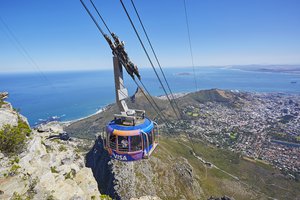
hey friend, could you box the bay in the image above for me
[0,67,299,126]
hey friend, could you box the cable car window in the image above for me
[130,135,142,152]
[148,131,153,145]
[118,136,129,152]
[109,135,117,150]
[142,134,148,148]
[152,129,156,142]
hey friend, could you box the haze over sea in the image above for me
[1,67,299,126]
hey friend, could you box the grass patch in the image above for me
[0,100,6,107]
[229,132,237,140]
[9,164,21,176]
[64,169,76,180]
[9,156,20,165]
[100,195,112,200]
[11,192,22,200]
[58,145,67,152]
[192,113,199,117]
[50,166,59,173]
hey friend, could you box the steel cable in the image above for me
[130,0,182,118]
[119,0,180,120]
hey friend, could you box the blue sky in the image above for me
[0,0,299,72]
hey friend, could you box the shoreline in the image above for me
[61,105,110,126]
[45,89,300,126]
[63,92,189,126]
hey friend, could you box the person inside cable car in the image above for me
[121,136,129,148]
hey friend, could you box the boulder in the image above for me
[36,122,64,133]
[0,108,18,128]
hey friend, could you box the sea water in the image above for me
[0,67,299,126]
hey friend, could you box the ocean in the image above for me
[1,67,299,126]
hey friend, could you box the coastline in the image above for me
[4,67,300,126]
[61,105,109,126]
[63,92,189,126]
[61,89,300,126]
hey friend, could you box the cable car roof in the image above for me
[107,117,154,134]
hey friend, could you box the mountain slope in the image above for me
[67,89,300,200]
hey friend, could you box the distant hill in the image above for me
[231,65,300,74]
[66,89,243,139]
[177,89,241,106]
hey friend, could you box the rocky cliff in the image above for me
[0,92,161,200]
[86,136,202,199]
[0,92,28,128]
[0,93,100,200]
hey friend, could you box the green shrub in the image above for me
[17,117,31,137]
[9,164,21,176]
[46,194,55,200]
[64,169,76,180]
[0,100,5,107]
[100,195,112,200]
[11,192,22,200]
[0,115,31,155]
[50,166,59,173]
[9,156,20,165]
[27,177,38,198]
[58,145,67,152]
[13,107,21,113]
[0,124,27,155]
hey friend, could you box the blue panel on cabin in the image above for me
[107,117,154,133]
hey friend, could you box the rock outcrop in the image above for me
[102,151,202,199]
[0,122,101,200]
[0,92,19,128]
[0,93,101,200]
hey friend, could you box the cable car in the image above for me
[105,116,159,161]
[101,55,159,161]
[79,0,159,161]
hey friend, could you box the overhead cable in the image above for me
[80,0,169,124]
[183,0,198,91]
[119,0,180,120]
[80,0,106,37]
[130,0,182,118]
[89,0,112,35]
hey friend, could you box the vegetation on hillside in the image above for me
[0,99,6,107]
[0,116,31,155]
[155,137,300,200]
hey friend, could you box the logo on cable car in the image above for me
[112,152,128,161]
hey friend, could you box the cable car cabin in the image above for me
[80,0,164,162]
[103,117,159,161]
